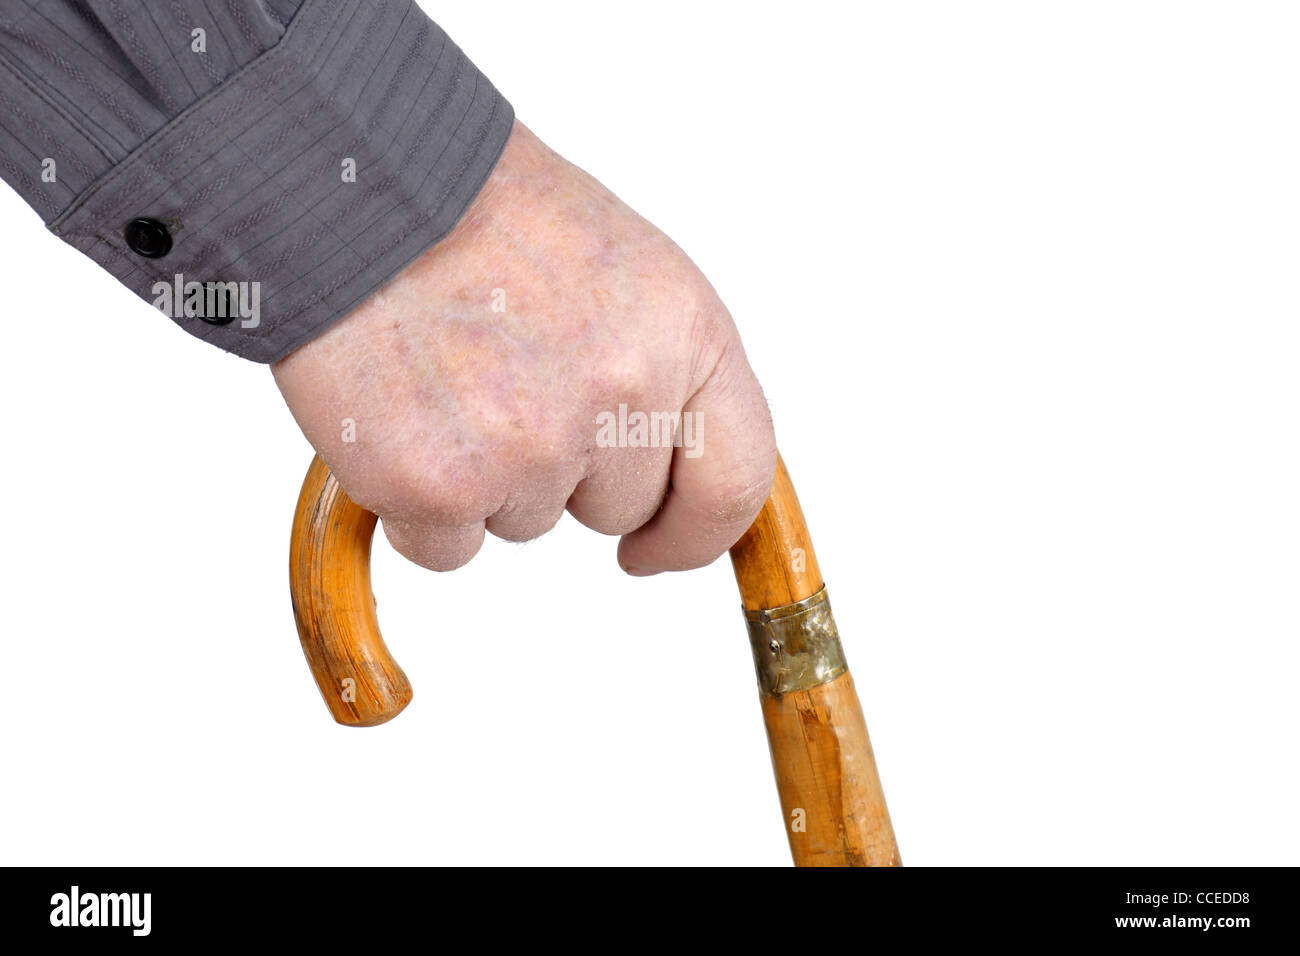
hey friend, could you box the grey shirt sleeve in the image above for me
[0,0,513,362]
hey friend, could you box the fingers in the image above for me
[484,467,579,542]
[381,516,486,572]
[566,444,673,536]
[314,304,773,578]
[376,338,775,576]
[381,487,571,570]
[616,341,777,575]
[351,337,774,576]
[375,458,583,569]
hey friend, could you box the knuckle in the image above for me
[381,517,482,573]
[708,479,771,527]
[487,507,564,543]
[703,457,777,528]
[341,453,431,516]
[373,453,498,526]
[580,490,663,537]
[593,348,655,405]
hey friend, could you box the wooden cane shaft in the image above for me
[728,455,901,866]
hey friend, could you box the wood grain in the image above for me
[729,454,901,866]
[289,455,411,726]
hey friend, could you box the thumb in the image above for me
[617,341,776,575]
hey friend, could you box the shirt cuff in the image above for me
[48,0,513,363]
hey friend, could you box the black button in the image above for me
[197,283,237,325]
[124,218,172,258]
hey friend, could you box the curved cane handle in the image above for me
[289,456,411,726]
[289,451,899,865]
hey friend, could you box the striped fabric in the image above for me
[0,0,513,361]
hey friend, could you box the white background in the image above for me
[1,1,1297,866]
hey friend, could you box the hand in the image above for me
[271,121,776,575]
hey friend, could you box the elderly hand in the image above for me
[272,121,776,576]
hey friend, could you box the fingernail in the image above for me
[623,566,661,577]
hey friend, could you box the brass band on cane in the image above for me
[744,586,847,696]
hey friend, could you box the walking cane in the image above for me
[289,451,901,866]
